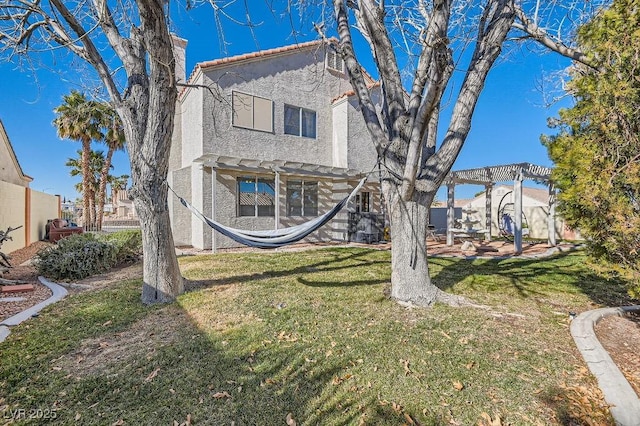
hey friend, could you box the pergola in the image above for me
[442,162,556,254]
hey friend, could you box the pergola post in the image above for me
[514,171,523,255]
[446,183,455,246]
[484,184,492,242]
[548,184,557,246]
[274,170,280,230]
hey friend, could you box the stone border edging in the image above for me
[0,276,68,343]
[570,305,640,426]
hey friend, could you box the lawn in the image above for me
[0,247,630,425]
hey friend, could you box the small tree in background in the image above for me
[54,91,104,230]
[96,106,126,230]
[66,149,109,222]
[543,0,640,297]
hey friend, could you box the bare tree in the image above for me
[318,0,604,306]
[0,0,607,307]
[1,0,183,303]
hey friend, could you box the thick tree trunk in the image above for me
[136,188,183,304]
[122,96,184,305]
[388,191,468,307]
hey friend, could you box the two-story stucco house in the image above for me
[169,38,383,250]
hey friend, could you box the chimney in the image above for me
[171,34,188,84]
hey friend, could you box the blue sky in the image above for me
[0,3,571,202]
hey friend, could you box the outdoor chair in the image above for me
[45,219,84,243]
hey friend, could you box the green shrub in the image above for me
[101,229,143,264]
[35,233,118,281]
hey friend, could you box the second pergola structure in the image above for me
[443,163,557,254]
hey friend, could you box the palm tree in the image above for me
[54,91,104,229]
[95,105,125,230]
[66,150,109,226]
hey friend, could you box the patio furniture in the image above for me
[427,224,442,242]
[45,219,84,243]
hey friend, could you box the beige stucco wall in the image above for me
[0,181,59,254]
[30,189,59,243]
[0,180,27,253]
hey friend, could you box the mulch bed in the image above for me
[1,241,54,323]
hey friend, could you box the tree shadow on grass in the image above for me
[431,251,635,308]
[184,248,389,291]
[0,277,425,425]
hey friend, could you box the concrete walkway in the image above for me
[571,305,640,426]
[0,276,68,343]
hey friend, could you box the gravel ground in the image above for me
[595,312,640,397]
[1,241,54,322]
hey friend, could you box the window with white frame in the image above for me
[326,48,344,73]
[286,180,318,217]
[284,104,317,138]
[355,192,370,213]
[238,176,275,217]
[232,91,273,132]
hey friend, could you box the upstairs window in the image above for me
[326,49,344,73]
[287,180,318,217]
[238,176,275,217]
[232,91,273,132]
[284,104,316,138]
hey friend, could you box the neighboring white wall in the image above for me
[459,186,562,240]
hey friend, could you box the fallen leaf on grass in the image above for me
[479,412,503,426]
[102,320,112,327]
[173,413,192,426]
[111,420,124,426]
[212,391,231,399]
[144,368,160,382]
[403,412,417,424]
[400,359,412,375]
[332,374,353,385]
[286,412,297,425]
[452,381,464,391]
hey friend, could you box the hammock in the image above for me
[168,177,367,249]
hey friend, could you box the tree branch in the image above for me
[513,4,598,70]
[48,0,122,102]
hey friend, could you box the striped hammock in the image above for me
[168,177,367,249]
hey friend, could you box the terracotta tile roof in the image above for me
[183,39,330,91]
[181,38,378,99]
[331,81,381,103]
[197,39,328,71]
